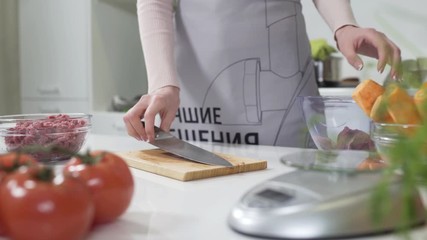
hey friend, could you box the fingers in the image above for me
[144,102,161,142]
[339,42,364,71]
[159,110,177,132]
[370,33,393,74]
[375,44,389,74]
[373,37,401,79]
[355,29,388,73]
[387,39,401,80]
[335,27,401,80]
[123,97,148,141]
[123,86,180,142]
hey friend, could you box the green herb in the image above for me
[371,65,427,238]
[310,39,337,61]
[372,123,427,235]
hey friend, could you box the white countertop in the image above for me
[319,87,355,97]
[83,134,302,240]
[1,134,426,240]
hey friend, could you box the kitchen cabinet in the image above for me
[21,99,91,114]
[19,0,147,114]
[0,0,20,115]
[91,111,127,136]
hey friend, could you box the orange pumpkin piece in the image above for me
[383,83,422,124]
[352,79,385,117]
[357,156,387,171]
[370,95,394,123]
[414,86,427,122]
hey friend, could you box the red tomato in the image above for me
[0,172,5,237]
[0,166,94,240]
[0,152,38,173]
[0,152,38,237]
[63,151,134,224]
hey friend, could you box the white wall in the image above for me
[302,0,426,84]
[92,0,147,111]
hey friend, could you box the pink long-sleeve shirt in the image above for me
[137,0,357,93]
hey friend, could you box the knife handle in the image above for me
[141,120,174,140]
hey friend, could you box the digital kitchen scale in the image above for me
[228,150,426,239]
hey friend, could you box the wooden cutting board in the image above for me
[116,149,267,181]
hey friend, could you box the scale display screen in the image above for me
[256,189,293,202]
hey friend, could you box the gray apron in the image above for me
[170,0,319,147]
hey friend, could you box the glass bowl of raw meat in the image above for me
[299,96,375,151]
[0,113,91,162]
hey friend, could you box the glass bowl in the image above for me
[0,113,91,162]
[300,96,375,151]
[281,149,386,174]
[371,122,425,162]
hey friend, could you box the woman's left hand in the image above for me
[335,25,401,80]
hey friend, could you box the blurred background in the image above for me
[0,0,425,123]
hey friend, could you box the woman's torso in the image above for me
[170,0,320,147]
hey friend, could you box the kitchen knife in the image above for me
[144,122,233,167]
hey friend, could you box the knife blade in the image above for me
[144,123,233,167]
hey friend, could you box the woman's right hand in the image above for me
[123,86,180,142]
